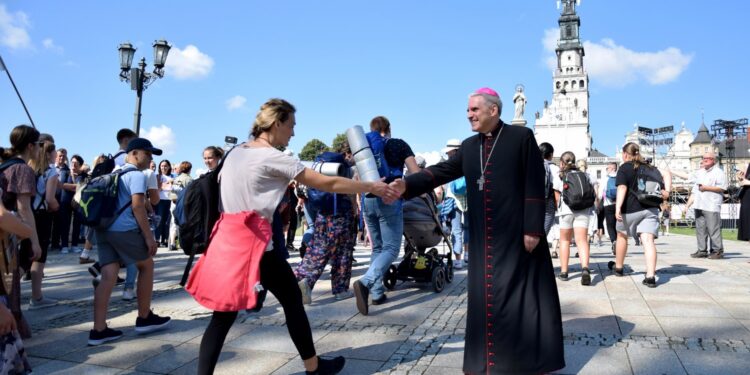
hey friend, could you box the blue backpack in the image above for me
[365,131,402,181]
[306,152,352,218]
[77,168,138,230]
[605,176,617,201]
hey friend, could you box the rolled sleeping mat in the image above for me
[346,125,381,182]
[300,161,348,177]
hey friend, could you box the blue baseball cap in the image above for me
[126,138,163,155]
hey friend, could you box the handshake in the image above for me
[368,179,408,205]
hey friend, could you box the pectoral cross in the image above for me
[477,175,485,191]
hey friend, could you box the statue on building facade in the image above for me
[513,85,527,120]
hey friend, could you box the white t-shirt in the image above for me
[158,174,173,200]
[143,169,158,190]
[598,172,617,206]
[219,146,306,223]
[554,169,594,216]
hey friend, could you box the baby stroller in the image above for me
[383,192,454,293]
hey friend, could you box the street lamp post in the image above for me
[118,40,171,136]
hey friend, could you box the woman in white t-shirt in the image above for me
[187,98,398,375]
[555,151,594,285]
[155,160,173,247]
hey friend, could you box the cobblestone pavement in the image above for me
[19,234,750,374]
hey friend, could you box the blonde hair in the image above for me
[250,98,296,138]
[576,159,588,172]
[29,141,56,175]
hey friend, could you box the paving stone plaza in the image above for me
[21,234,750,374]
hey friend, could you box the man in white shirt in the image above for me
[682,152,727,259]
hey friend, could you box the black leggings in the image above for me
[603,205,617,243]
[197,251,316,375]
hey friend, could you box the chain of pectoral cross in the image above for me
[478,124,503,191]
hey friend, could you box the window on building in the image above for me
[566,26,572,37]
[597,170,601,179]
[579,80,584,88]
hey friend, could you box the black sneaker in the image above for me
[352,280,369,316]
[642,276,657,288]
[611,243,616,255]
[551,251,558,259]
[607,261,624,276]
[88,263,101,278]
[371,294,387,305]
[135,311,171,334]
[557,272,568,281]
[88,327,123,346]
[92,276,100,288]
[581,268,591,286]
[690,251,708,258]
[116,276,125,285]
[305,356,346,375]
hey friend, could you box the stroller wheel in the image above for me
[445,260,454,283]
[383,265,398,290]
[432,267,446,293]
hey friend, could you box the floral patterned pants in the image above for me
[295,214,355,295]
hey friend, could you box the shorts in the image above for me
[559,209,590,229]
[616,208,660,239]
[95,229,150,267]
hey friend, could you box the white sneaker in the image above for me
[122,288,135,301]
[61,247,70,254]
[453,259,463,269]
[29,297,58,310]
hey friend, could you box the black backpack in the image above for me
[631,165,664,208]
[543,160,554,201]
[306,152,352,218]
[91,151,125,178]
[179,147,233,286]
[562,170,596,210]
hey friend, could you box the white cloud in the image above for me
[142,124,177,155]
[165,45,214,80]
[542,28,693,87]
[42,38,63,53]
[0,5,32,50]
[226,95,247,111]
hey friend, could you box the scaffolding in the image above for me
[711,118,749,229]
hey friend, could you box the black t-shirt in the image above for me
[615,162,664,214]
[384,138,414,180]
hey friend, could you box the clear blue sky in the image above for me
[1,0,748,172]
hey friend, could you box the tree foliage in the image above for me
[331,133,350,154]
[299,139,329,161]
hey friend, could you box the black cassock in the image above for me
[404,121,564,374]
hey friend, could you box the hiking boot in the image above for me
[581,268,591,286]
[352,280,369,316]
[305,356,346,375]
[690,250,708,258]
[708,252,724,260]
[29,297,58,310]
[371,294,387,305]
[557,272,569,281]
[135,311,171,334]
[642,276,657,288]
[607,261,624,276]
[88,327,123,346]
[298,280,312,305]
